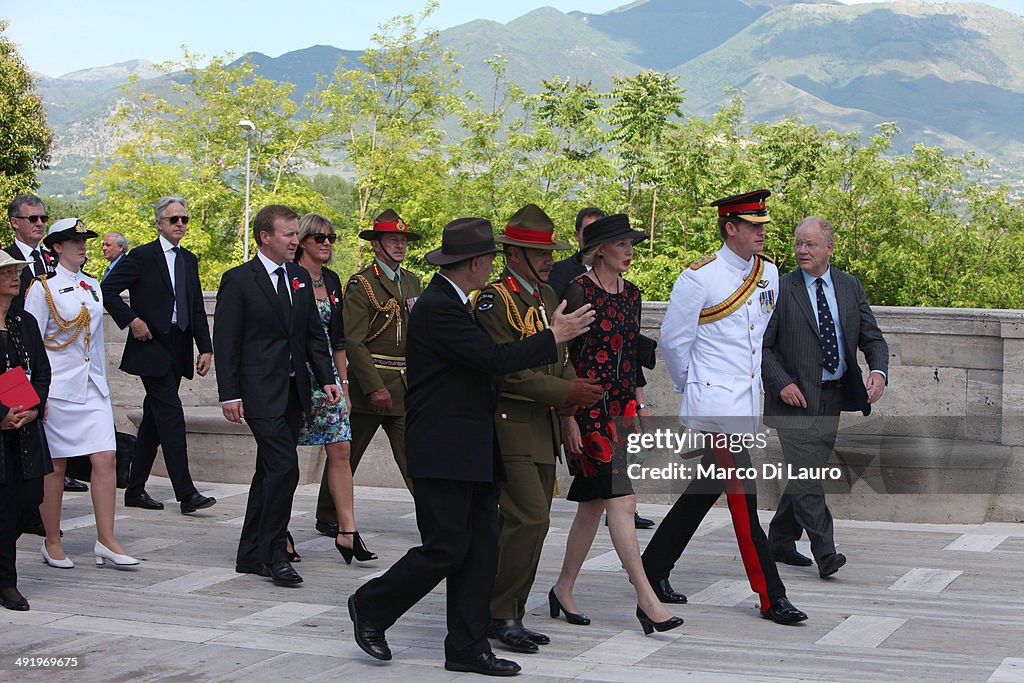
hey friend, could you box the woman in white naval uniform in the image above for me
[24,218,138,569]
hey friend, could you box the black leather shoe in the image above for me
[445,652,521,676]
[348,594,391,661]
[125,491,164,510]
[315,520,339,537]
[235,562,269,576]
[489,619,539,654]
[635,512,656,529]
[0,588,29,611]
[818,553,847,578]
[774,549,813,567]
[652,577,687,604]
[180,492,216,514]
[19,510,47,537]
[516,620,549,645]
[64,476,88,492]
[760,597,808,625]
[265,561,303,586]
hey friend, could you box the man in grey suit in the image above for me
[762,216,888,578]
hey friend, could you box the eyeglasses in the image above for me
[164,216,190,225]
[311,233,338,244]
[14,215,48,223]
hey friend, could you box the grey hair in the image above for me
[7,194,44,219]
[795,216,835,246]
[155,196,188,222]
[105,231,129,251]
[295,212,336,264]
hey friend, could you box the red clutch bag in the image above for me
[0,366,41,410]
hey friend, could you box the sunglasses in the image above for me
[310,233,338,244]
[164,216,190,225]
[15,215,48,223]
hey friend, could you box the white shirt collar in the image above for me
[13,239,40,258]
[158,234,177,252]
[257,250,287,277]
[439,273,469,304]
[719,243,754,271]
[802,266,833,289]
[56,262,81,279]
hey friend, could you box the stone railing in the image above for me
[102,294,1024,522]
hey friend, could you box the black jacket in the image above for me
[0,310,52,484]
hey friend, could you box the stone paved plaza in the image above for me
[3,480,1024,682]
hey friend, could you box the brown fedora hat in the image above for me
[424,217,500,266]
[495,204,572,251]
[358,208,422,241]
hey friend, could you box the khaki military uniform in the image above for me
[315,262,422,523]
[475,269,575,621]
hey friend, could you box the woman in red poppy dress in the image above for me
[549,214,682,635]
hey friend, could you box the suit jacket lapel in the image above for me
[790,271,818,336]
[249,258,289,332]
[149,240,173,295]
[833,270,857,354]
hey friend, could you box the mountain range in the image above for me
[32,0,1024,195]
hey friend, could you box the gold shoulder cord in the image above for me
[352,274,403,345]
[33,277,92,351]
[492,283,545,341]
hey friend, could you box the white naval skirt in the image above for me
[44,379,117,458]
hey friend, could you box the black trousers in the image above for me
[236,381,303,566]
[355,477,500,661]
[314,410,412,525]
[128,329,198,501]
[0,433,44,589]
[769,387,843,562]
[642,442,786,611]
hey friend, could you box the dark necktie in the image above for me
[275,267,292,326]
[30,249,45,277]
[815,278,839,373]
[172,247,189,331]
[465,299,475,321]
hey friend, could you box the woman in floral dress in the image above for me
[294,214,376,563]
[548,214,682,635]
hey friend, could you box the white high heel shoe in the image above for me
[41,542,74,569]
[94,541,139,567]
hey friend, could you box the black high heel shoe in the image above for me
[336,531,378,564]
[548,588,591,625]
[285,531,301,563]
[636,606,684,635]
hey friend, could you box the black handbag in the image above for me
[638,334,658,370]
[63,432,135,489]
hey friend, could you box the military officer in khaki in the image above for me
[314,209,422,535]
[475,204,605,653]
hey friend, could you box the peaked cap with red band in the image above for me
[359,208,421,241]
[494,203,572,251]
[710,189,772,224]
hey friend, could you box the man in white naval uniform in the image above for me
[641,190,807,625]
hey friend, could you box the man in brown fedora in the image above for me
[312,209,421,537]
[476,204,604,654]
[347,216,596,676]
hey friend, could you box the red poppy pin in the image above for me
[80,280,99,302]
[329,293,339,305]
[291,277,305,291]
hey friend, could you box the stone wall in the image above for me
[102,295,1024,522]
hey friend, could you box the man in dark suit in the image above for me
[762,215,888,578]
[214,204,340,587]
[347,217,594,677]
[102,196,217,514]
[547,206,603,300]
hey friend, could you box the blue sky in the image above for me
[4,0,1024,78]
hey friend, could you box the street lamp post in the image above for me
[238,119,256,263]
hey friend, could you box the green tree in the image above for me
[84,51,338,287]
[0,21,53,242]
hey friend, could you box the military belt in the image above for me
[371,353,406,370]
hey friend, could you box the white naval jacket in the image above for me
[24,263,111,404]
[660,244,779,434]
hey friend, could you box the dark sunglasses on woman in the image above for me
[311,233,338,244]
